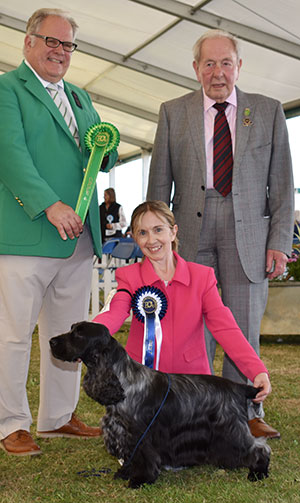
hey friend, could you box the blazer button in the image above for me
[197,212,202,217]
[201,185,205,191]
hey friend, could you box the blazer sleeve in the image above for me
[202,268,268,381]
[147,103,173,205]
[266,102,294,255]
[92,267,132,334]
[0,76,60,219]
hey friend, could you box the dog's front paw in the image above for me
[114,466,130,481]
[128,476,154,489]
[248,470,269,482]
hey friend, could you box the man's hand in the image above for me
[252,372,272,403]
[45,201,83,240]
[266,249,288,279]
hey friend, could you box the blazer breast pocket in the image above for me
[249,140,272,151]
[244,141,272,171]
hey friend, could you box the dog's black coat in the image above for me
[50,321,270,488]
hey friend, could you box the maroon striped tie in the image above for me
[213,102,233,197]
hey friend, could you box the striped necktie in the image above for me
[213,102,233,197]
[47,84,80,147]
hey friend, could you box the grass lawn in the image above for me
[0,326,299,503]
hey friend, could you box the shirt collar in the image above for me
[24,59,64,90]
[203,86,237,112]
[140,252,190,287]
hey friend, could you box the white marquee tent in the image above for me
[0,0,300,162]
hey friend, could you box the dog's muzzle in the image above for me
[49,337,61,359]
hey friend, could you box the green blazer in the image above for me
[0,61,118,258]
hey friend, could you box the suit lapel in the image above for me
[64,84,88,151]
[17,62,80,146]
[186,90,207,180]
[185,87,257,184]
[234,87,256,174]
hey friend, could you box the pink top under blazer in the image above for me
[93,252,267,382]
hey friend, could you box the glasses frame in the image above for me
[31,33,77,53]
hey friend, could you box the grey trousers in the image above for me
[196,190,268,419]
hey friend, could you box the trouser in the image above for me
[196,190,268,419]
[0,226,94,439]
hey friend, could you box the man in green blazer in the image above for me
[0,8,117,456]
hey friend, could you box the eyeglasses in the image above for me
[31,33,77,52]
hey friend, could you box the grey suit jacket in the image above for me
[147,87,294,283]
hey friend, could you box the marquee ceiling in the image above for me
[0,0,299,160]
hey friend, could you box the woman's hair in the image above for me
[130,200,178,252]
[104,188,116,204]
[26,8,79,38]
[193,28,241,64]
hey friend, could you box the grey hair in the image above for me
[26,8,79,38]
[193,29,241,64]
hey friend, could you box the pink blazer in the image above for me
[93,253,267,381]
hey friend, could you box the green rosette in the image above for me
[75,122,120,223]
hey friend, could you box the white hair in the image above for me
[193,29,241,63]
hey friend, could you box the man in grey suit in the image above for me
[147,29,294,439]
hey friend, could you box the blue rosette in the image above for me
[131,286,167,370]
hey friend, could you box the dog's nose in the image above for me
[49,337,58,349]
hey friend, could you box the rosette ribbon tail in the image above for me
[143,313,156,369]
[75,144,105,223]
[131,286,167,370]
[75,122,120,224]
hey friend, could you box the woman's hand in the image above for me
[252,372,272,403]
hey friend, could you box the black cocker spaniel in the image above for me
[50,321,270,489]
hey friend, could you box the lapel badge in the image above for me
[71,90,83,109]
[243,107,253,126]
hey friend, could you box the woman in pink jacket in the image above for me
[93,201,271,435]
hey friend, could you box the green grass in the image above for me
[1,328,300,503]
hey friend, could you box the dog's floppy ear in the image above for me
[75,323,112,364]
[83,369,125,406]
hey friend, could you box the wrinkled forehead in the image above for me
[200,36,238,62]
[133,211,169,233]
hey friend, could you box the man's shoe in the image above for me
[37,413,102,439]
[0,430,41,456]
[248,418,281,439]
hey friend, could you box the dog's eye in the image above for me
[71,324,84,336]
[71,329,86,342]
[73,329,84,338]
